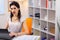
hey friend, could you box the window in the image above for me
[0,0,5,14]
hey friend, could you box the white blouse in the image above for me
[8,18,22,33]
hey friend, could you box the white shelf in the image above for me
[48,20,55,24]
[40,19,55,24]
[48,8,56,11]
[41,30,55,36]
[33,17,40,20]
[32,27,55,36]
[29,6,40,9]
[40,18,48,22]
[40,18,55,24]
[40,7,48,9]
[32,27,40,31]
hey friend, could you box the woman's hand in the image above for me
[9,32,18,37]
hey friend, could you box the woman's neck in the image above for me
[13,14,18,17]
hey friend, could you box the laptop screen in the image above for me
[0,29,9,33]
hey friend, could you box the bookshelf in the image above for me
[29,0,56,40]
[8,0,56,40]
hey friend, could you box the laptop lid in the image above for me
[0,29,9,33]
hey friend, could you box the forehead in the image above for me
[10,5,17,8]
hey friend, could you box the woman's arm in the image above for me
[13,21,29,36]
[9,21,29,37]
[5,21,9,29]
[9,21,30,37]
[17,21,29,36]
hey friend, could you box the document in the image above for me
[12,35,40,40]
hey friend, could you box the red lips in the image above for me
[12,12,15,14]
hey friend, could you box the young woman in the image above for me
[5,1,29,38]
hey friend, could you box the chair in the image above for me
[21,17,33,35]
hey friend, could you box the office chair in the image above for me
[21,17,33,35]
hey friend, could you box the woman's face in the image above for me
[10,5,19,16]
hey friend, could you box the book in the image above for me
[48,0,52,9]
[46,0,48,8]
[52,0,56,10]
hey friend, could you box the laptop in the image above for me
[0,29,12,39]
[0,29,9,33]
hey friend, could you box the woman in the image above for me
[5,1,29,38]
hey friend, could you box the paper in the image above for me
[12,35,40,40]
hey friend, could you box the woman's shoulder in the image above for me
[20,16,28,23]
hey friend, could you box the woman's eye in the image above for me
[11,8,13,10]
[14,8,16,9]
[11,8,16,10]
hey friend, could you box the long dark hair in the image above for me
[10,1,21,21]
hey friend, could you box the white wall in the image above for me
[0,0,9,28]
[19,0,29,21]
[56,0,60,40]
[56,0,60,17]
[20,0,29,17]
[0,0,29,28]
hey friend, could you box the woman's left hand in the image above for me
[9,32,18,37]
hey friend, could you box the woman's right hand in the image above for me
[9,32,18,37]
[9,32,16,37]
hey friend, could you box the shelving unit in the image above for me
[40,0,56,40]
[29,0,56,40]
[28,0,41,36]
[8,0,56,40]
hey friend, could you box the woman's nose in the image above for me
[12,9,15,12]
